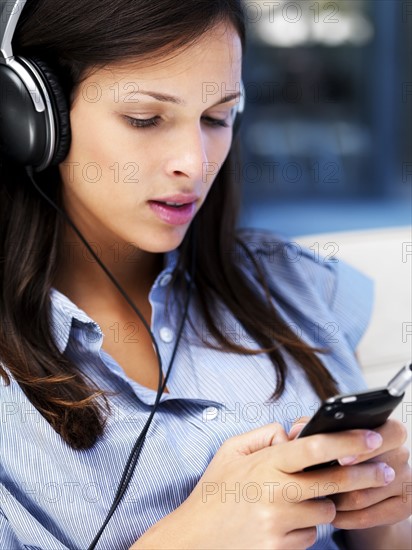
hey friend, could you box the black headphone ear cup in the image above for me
[29,56,71,166]
[0,59,47,167]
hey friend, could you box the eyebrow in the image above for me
[121,89,241,107]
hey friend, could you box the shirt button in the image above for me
[203,406,219,421]
[159,273,173,287]
[159,327,174,343]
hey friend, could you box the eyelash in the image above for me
[125,115,230,129]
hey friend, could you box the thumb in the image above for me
[288,416,311,440]
[228,422,289,456]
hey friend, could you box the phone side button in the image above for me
[341,396,357,403]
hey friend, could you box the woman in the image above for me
[0,1,410,549]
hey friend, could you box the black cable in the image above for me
[25,166,163,376]
[88,228,196,550]
[25,165,197,549]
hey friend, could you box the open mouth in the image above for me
[150,201,190,208]
[148,200,197,225]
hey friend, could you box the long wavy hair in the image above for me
[0,0,338,450]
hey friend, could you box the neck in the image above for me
[52,227,165,313]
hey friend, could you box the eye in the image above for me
[202,116,230,128]
[123,115,230,130]
[124,116,160,128]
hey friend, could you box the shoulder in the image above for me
[234,226,336,303]
[234,227,374,351]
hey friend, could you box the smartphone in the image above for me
[298,362,412,470]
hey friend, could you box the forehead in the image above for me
[78,22,242,100]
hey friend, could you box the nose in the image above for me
[164,122,208,181]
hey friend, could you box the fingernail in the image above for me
[338,455,358,466]
[366,431,383,450]
[384,465,395,484]
[289,423,306,437]
[292,422,306,431]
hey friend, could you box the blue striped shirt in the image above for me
[0,228,374,550]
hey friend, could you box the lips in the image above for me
[150,193,200,205]
[147,192,200,225]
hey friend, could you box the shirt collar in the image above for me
[49,247,181,355]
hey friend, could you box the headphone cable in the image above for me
[25,165,197,549]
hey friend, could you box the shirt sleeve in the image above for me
[0,486,70,550]
[236,228,375,354]
[326,255,375,352]
[0,510,26,550]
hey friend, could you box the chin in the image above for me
[143,227,188,253]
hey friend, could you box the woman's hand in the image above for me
[290,417,412,550]
[130,421,392,550]
[330,419,411,529]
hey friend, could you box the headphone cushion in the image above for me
[30,56,71,166]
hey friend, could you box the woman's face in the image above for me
[58,22,242,254]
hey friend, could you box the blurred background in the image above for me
[237,0,412,236]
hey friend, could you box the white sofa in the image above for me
[295,226,412,449]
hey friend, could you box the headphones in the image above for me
[0,0,70,171]
[0,0,245,173]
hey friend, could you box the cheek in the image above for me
[202,134,233,192]
[210,136,232,180]
[64,109,143,193]
[69,100,136,164]
[208,132,233,166]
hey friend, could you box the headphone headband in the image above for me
[0,0,27,61]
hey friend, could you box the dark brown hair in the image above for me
[0,0,338,450]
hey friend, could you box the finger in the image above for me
[283,527,318,550]
[263,429,384,473]
[346,419,408,465]
[296,462,396,501]
[332,482,399,511]
[333,495,410,530]
[281,499,336,532]
[223,422,289,457]
[288,416,310,440]
[332,459,411,511]
[366,444,411,469]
